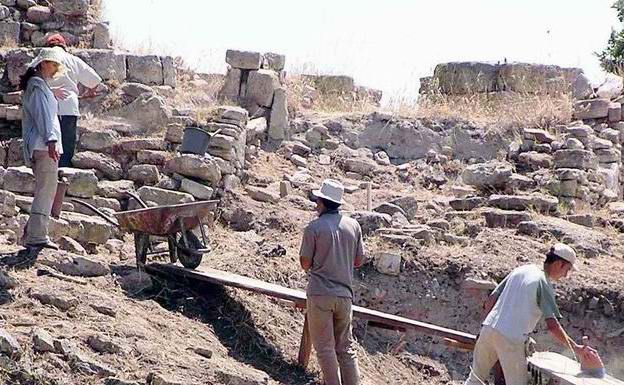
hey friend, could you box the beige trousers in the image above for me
[307,295,360,385]
[25,150,58,246]
[464,326,528,385]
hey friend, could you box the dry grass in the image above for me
[89,0,103,22]
[285,74,380,115]
[396,91,574,131]
[169,70,224,122]
[0,39,19,49]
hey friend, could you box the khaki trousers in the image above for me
[464,326,528,385]
[25,150,58,246]
[307,295,360,385]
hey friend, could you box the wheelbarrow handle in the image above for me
[126,191,149,209]
[70,199,120,227]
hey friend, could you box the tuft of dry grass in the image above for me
[396,91,573,131]
[285,74,380,115]
[88,0,103,22]
[170,69,224,122]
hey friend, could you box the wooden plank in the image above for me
[145,263,477,345]
[297,314,312,369]
[528,352,624,385]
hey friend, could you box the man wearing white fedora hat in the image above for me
[300,179,365,385]
[464,243,601,385]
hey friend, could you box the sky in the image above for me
[103,0,621,102]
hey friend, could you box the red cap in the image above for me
[46,33,67,48]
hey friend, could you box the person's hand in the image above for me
[51,87,70,100]
[47,142,60,162]
[79,88,97,99]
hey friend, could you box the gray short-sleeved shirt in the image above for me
[300,211,365,299]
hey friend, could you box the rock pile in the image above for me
[218,50,289,142]
[166,106,249,198]
[0,103,251,249]
[573,74,624,122]
[0,0,109,48]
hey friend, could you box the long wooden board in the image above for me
[528,352,624,385]
[145,263,477,345]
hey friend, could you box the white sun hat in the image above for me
[312,179,346,205]
[28,47,65,73]
[552,243,578,270]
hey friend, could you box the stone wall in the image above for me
[0,0,109,49]
[218,49,289,143]
[0,47,178,136]
[511,124,622,209]
[422,62,592,99]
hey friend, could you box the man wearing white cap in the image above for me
[300,179,365,385]
[464,243,598,385]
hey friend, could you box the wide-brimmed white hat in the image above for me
[28,47,65,72]
[312,179,345,205]
[552,243,578,270]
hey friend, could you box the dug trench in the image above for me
[145,229,624,385]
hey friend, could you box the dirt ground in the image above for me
[0,147,623,385]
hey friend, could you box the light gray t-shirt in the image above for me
[300,211,365,299]
[484,264,561,343]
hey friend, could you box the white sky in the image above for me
[103,0,621,102]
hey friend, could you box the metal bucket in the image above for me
[180,127,211,155]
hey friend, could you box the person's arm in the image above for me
[31,88,60,163]
[74,56,102,90]
[299,226,315,272]
[300,255,312,272]
[536,279,590,355]
[482,275,508,318]
[545,318,586,355]
[354,225,365,268]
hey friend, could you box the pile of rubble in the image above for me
[509,123,623,209]
[0,0,108,48]
[0,103,254,252]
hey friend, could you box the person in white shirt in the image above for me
[45,34,102,167]
[463,243,600,385]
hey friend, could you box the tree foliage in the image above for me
[599,0,624,74]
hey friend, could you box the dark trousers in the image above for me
[58,115,78,168]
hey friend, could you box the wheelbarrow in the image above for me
[73,192,218,269]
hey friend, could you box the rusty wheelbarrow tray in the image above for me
[115,200,218,235]
[72,194,219,270]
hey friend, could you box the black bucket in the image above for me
[180,127,211,155]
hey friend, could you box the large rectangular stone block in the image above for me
[268,87,288,140]
[74,49,127,83]
[553,149,597,170]
[218,67,241,102]
[0,21,20,46]
[245,69,280,107]
[161,56,176,88]
[4,48,36,87]
[574,99,610,120]
[225,49,261,70]
[127,54,164,85]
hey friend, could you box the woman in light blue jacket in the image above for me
[20,48,64,252]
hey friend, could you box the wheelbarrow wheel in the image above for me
[177,230,203,269]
